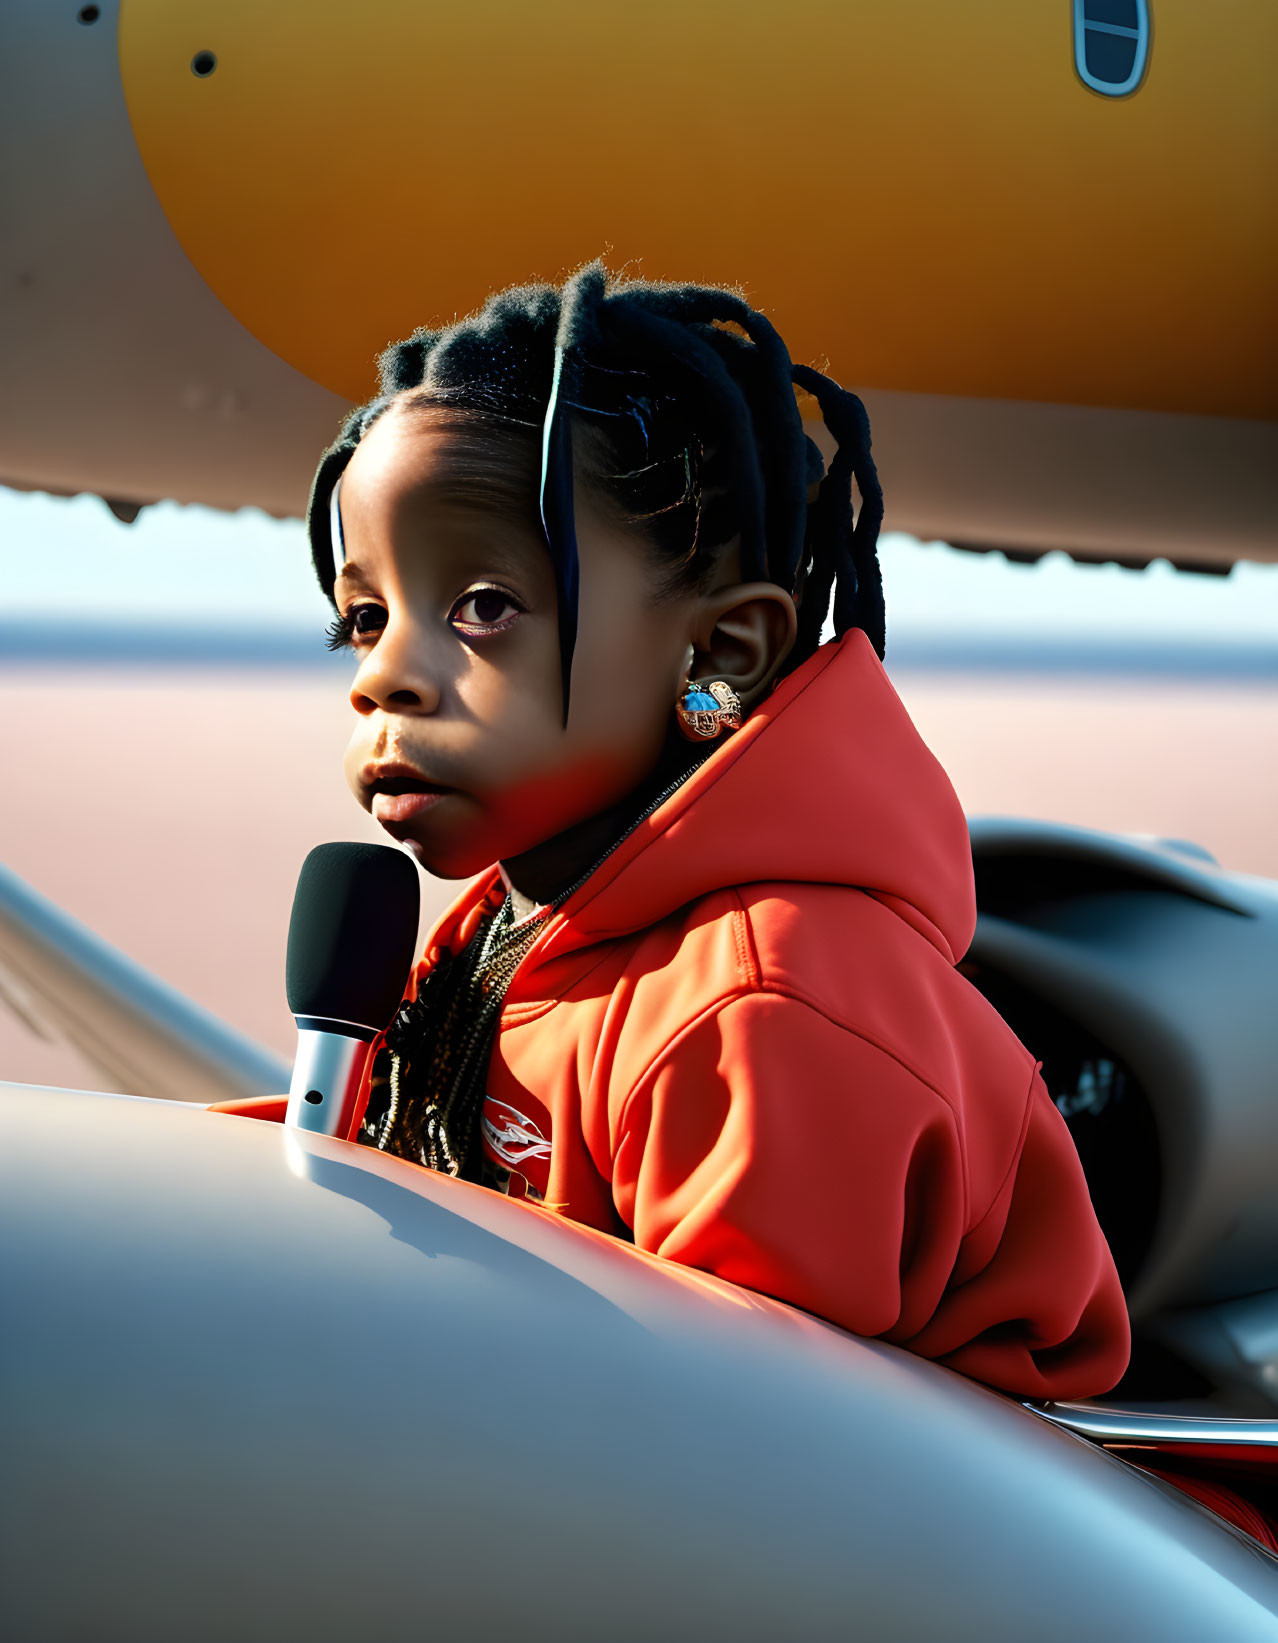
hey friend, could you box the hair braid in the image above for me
[628,285,811,589]
[600,298,771,583]
[691,321,808,590]
[791,363,885,661]
[306,262,886,693]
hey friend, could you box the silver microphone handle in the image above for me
[284,1027,376,1137]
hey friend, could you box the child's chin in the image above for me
[395,835,496,882]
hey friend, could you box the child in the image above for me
[304,265,1130,1399]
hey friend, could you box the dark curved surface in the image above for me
[968,821,1278,1323]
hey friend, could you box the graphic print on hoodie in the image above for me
[481,1092,553,1201]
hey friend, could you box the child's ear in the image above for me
[690,583,798,709]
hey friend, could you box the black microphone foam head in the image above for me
[286,842,421,1029]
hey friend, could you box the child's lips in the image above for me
[361,759,456,828]
[362,761,456,832]
[371,788,448,828]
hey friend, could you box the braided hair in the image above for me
[306,262,885,718]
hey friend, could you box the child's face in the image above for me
[335,406,704,879]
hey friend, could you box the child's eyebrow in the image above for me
[333,561,375,594]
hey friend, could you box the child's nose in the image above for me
[348,626,442,717]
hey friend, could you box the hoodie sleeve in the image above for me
[610,992,1129,1400]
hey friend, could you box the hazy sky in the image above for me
[4,482,1278,648]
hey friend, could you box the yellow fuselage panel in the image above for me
[119,0,1277,418]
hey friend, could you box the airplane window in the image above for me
[1085,0,1139,27]
[1074,0,1150,98]
[1085,30,1140,86]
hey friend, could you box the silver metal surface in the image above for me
[1036,1402,1278,1448]
[0,860,288,1102]
[285,1027,373,1136]
[5,1083,1278,1642]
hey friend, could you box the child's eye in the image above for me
[449,586,523,635]
[325,603,386,652]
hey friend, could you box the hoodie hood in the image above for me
[521,630,976,968]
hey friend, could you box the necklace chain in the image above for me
[364,751,708,1177]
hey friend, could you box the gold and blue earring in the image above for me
[675,678,743,742]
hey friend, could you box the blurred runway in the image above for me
[3,663,1277,1093]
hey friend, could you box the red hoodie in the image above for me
[398,629,1130,1399]
[221,630,1130,1397]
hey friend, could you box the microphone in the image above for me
[283,842,421,1137]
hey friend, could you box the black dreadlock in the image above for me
[306,262,885,714]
